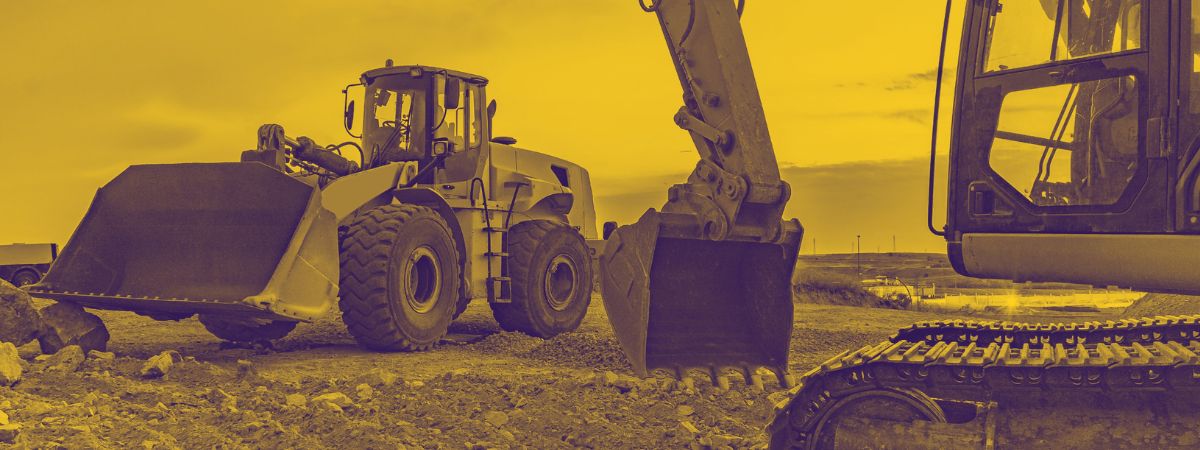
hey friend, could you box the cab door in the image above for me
[1175,0,1200,232]
[948,0,1170,236]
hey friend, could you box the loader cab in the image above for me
[943,0,1200,291]
[358,65,489,183]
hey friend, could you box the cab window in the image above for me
[984,0,1143,72]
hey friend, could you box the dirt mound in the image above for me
[3,346,787,448]
[1122,293,1200,318]
[792,268,909,309]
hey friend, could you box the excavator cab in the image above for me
[941,0,1200,293]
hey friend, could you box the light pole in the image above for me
[856,235,862,276]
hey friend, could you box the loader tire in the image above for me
[491,220,592,338]
[339,204,460,351]
[199,316,297,342]
[453,297,471,320]
[10,270,40,287]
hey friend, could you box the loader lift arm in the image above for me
[599,0,802,381]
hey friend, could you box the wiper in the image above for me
[1049,0,1066,61]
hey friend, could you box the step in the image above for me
[484,251,509,258]
[488,277,512,303]
[483,227,509,233]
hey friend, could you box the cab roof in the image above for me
[361,64,488,86]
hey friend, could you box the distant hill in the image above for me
[797,252,1090,291]
[591,157,950,255]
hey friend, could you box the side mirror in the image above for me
[343,100,356,133]
[443,79,462,110]
[487,99,497,122]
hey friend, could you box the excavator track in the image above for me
[768,317,1200,449]
[893,315,1200,346]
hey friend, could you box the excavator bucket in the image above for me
[28,163,339,321]
[599,210,801,378]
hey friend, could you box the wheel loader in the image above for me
[28,63,599,349]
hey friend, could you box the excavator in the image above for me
[769,0,1200,448]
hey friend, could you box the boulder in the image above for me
[0,281,41,346]
[312,392,353,409]
[0,423,18,444]
[43,345,85,373]
[37,302,109,354]
[0,343,21,386]
[140,350,182,379]
[482,410,509,428]
[284,393,306,408]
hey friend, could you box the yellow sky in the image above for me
[0,1,961,251]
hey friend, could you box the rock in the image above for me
[681,377,696,392]
[0,410,7,425]
[679,420,701,435]
[140,350,182,378]
[37,302,108,354]
[284,393,306,407]
[214,389,238,413]
[676,405,695,416]
[601,371,620,386]
[0,343,22,386]
[0,281,41,346]
[44,345,85,373]
[482,410,509,427]
[716,376,732,392]
[356,368,399,387]
[409,380,425,388]
[703,432,739,448]
[318,401,344,414]
[312,392,353,408]
[236,359,257,378]
[355,383,374,401]
[0,423,18,444]
[86,350,114,361]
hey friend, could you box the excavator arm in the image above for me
[599,0,802,380]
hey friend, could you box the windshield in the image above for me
[364,76,428,165]
[984,0,1143,72]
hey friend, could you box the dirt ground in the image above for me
[0,296,1119,449]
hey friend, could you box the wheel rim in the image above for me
[404,246,441,314]
[543,254,578,311]
[13,273,36,287]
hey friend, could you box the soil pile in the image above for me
[1122,293,1200,318]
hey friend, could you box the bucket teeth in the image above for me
[651,364,792,391]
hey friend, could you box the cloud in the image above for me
[789,108,932,124]
[884,69,942,91]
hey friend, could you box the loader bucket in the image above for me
[28,163,339,321]
[599,210,801,377]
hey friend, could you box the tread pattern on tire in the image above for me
[491,220,591,337]
[339,204,459,351]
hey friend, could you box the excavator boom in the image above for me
[599,0,802,379]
